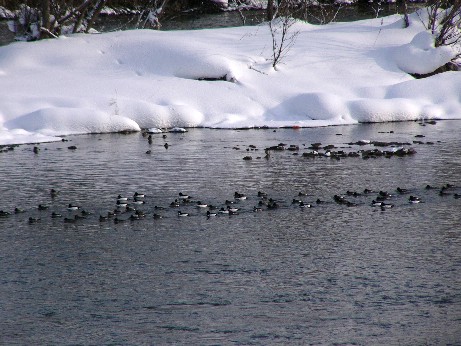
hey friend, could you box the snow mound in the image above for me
[5,108,140,136]
[393,31,457,75]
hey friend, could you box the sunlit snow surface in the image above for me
[0,11,460,145]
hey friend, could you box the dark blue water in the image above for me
[1,121,460,345]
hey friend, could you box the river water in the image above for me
[0,121,460,345]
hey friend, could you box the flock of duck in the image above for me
[234,135,438,161]
[0,183,459,226]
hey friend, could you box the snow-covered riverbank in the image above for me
[0,11,459,145]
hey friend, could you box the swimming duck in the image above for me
[299,202,312,208]
[206,211,217,217]
[178,211,189,217]
[218,208,229,214]
[197,201,208,208]
[153,213,163,219]
[63,217,76,223]
[51,212,62,218]
[396,187,408,194]
[170,200,180,207]
[99,215,108,222]
[0,210,11,217]
[50,189,59,198]
[38,204,49,210]
[380,203,394,210]
[267,201,279,209]
[258,191,268,198]
[253,206,263,212]
[134,192,145,198]
[116,201,128,208]
[378,191,392,198]
[371,200,383,207]
[67,204,81,211]
[409,195,421,203]
[234,192,247,200]
[227,206,239,212]
[179,192,189,199]
[14,207,25,214]
[132,199,145,205]
[28,217,41,223]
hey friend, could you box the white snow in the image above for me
[0,10,460,145]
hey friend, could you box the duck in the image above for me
[396,187,408,194]
[99,215,108,222]
[454,193,461,199]
[132,199,145,205]
[51,212,62,218]
[117,195,128,201]
[14,207,25,214]
[258,191,268,198]
[316,198,326,204]
[206,211,217,217]
[67,204,81,211]
[179,192,189,199]
[0,210,11,217]
[170,200,180,207]
[38,204,49,210]
[50,189,59,198]
[299,202,312,208]
[28,217,41,223]
[378,191,392,198]
[116,201,128,208]
[81,210,92,216]
[135,210,146,217]
[196,201,208,208]
[218,208,229,214]
[371,200,383,207]
[298,191,309,196]
[333,195,345,204]
[134,192,145,198]
[380,202,394,209]
[178,211,189,217]
[409,195,421,203]
[234,192,247,200]
[363,188,373,194]
[253,206,263,212]
[153,213,163,219]
[267,201,279,209]
[227,206,239,213]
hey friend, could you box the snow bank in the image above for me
[393,31,457,75]
[0,11,460,144]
